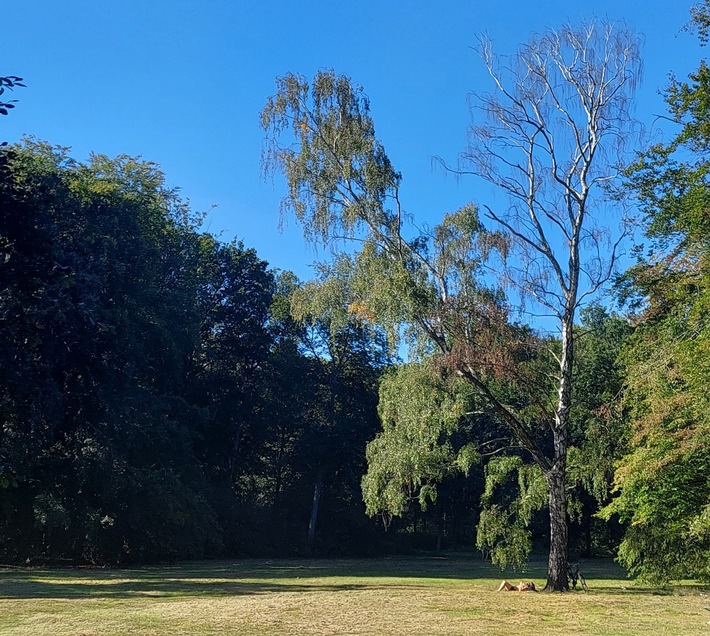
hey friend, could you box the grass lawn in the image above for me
[1,555,708,635]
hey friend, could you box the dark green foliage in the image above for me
[0,139,435,563]
[566,307,632,554]
[262,270,390,555]
[0,140,276,563]
[603,9,710,582]
[189,236,275,492]
[0,75,25,117]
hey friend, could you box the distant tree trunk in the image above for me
[435,509,444,554]
[307,468,324,552]
[583,512,593,557]
[272,427,289,508]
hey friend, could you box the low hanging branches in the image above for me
[261,21,641,589]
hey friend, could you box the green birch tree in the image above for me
[261,20,640,590]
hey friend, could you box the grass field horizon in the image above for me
[2,554,709,635]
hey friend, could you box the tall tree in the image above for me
[261,20,641,589]
[601,1,710,582]
[458,22,640,588]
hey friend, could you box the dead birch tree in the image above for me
[458,21,641,590]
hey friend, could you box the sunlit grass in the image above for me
[1,556,709,635]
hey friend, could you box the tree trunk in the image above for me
[545,317,573,591]
[435,509,444,554]
[545,451,569,591]
[306,468,324,553]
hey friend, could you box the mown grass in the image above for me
[1,555,708,635]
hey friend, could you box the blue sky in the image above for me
[2,1,704,284]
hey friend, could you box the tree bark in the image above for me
[436,509,444,554]
[545,317,574,591]
[306,468,324,553]
[545,448,569,591]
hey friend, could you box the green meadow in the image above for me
[1,556,708,635]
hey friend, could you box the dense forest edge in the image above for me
[1,3,710,587]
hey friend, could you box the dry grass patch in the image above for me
[1,556,708,635]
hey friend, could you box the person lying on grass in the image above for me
[497,580,538,592]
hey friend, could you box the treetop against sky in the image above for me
[2,1,701,283]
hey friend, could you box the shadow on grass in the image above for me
[0,556,475,600]
[0,575,387,600]
[3,555,699,601]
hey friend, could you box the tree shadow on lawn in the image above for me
[0,556,461,600]
[590,583,710,596]
[138,554,548,581]
[222,555,629,582]
[0,573,390,600]
[2,555,690,601]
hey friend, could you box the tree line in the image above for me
[0,140,388,563]
[1,3,709,587]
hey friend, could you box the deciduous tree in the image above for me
[601,2,710,581]
[261,20,641,589]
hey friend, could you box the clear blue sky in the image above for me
[2,1,704,282]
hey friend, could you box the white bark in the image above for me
[463,20,641,590]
